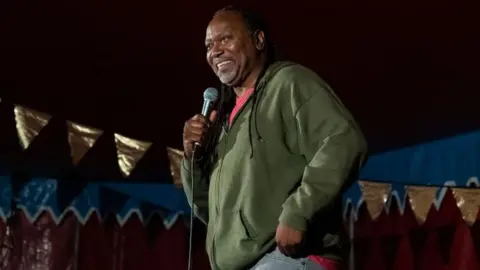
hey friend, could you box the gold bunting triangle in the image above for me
[14,105,52,150]
[67,121,104,166]
[451,187,480,225]
[358,180,391,219]
[114,133,152,177]
[406,185,437,223]
[167,147,184,187]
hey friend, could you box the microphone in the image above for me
[188,87,218,270]
[201,87,219,116]
[195,87,219,148]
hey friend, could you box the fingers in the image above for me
[277,243,287,256]
[183,127,204,146]
[276,242,296,257]
[183,114,213,153]
[183,131,202,146]
[209,110,217,123]
[189,115,210,130]
[275,225,302,258]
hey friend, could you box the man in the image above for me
[181,6,367,270]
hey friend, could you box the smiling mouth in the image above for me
[216,60,233,69]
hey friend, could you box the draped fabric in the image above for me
[352,188,480,270]
[345,130,480,270]
[2,103,480,269]
[2,188,480,270]
[0,211,211,270]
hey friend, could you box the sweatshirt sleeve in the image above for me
[278,66,368,231]
[181,158,209,225]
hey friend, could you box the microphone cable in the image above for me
[187,146,197,270]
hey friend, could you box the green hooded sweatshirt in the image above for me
[181,61,367,270]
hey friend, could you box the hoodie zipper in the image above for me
[210,62,292,268]
[211,124,228,270]
[215,91,258,205]
[214,91,258,210]
[211,95,255,269]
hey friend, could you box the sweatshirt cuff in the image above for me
[279,209,309,232]
[181,158,191,171]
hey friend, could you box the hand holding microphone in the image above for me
[183,87,218,160]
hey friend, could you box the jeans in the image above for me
[249,248,325,270]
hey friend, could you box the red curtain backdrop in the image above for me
[1,188,480,270]
[0,211,211,270]
[352,188,480,270]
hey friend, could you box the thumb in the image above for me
[209,110,218,123]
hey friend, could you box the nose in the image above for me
[209,43,223,59]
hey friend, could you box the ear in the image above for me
[254,30,265,51]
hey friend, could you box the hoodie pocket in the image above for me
[238,209,258,239]
[213,210,264,269]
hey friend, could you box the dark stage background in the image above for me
[1,0,479,161]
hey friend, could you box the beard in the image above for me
[216,65,239,86]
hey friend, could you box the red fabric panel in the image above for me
[353,203,374,238]
[392,235,414,270]
[121,214,151,270]
[1,195,480,270]
[363,238,386,270]
[418,231,447,270]
[149,215,188,270]
[424,189,463,228]
[449,223,479,270]
[471,213,480,265]
[2,211,77,270]
[77,212,109,270]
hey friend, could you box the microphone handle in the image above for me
[201,99,212,117]
[193,98,215,156]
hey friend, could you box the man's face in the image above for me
[205,12,258,87]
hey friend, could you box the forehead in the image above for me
[205,12,247,39]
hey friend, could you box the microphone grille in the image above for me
[203,87,219,102]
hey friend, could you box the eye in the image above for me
[205,43,213,51]
[221,35,232,44]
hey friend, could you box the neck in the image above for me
[233,87,249,97]
[233,57,267,97]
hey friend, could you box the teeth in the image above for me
[217,60,232,68]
